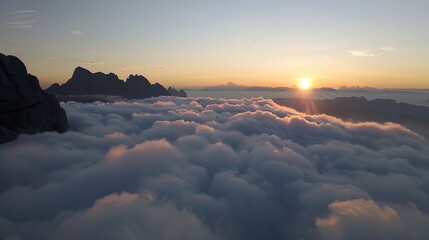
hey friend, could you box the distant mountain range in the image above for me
[46,66,186,98]
[192,82,340,92]
[247,86,293,91]
[193,82,248,91]
[191,82,429,93]
[274,97,429,139]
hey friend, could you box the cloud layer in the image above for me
[1,97,428,240]
[5,10,37,29]
[346,50,376,57]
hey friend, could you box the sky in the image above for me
[1,0,428,88]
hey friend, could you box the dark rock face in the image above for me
[168,87,187,97]
[0,54,68,143]
[126,74,152,98]
[48,67,126,96]
[45,67,184,99]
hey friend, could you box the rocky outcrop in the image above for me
[45,67,187,99]
[168,87,187,97]
[0,54,68,143]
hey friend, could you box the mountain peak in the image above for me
[72,66,92,77]
[127,74,149,82]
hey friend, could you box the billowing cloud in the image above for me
[346,50,376,57]
[54,192,219,240]
[0,97,428,240]
[317,199,429,240]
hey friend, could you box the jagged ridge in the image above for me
[46,67,187,98]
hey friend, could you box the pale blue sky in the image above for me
[1,0,428,88]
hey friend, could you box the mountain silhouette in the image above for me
[46,67,186,99]
[274,97,429,138]
[0,53,68,143]
[168,87,187,97]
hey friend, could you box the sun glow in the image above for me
[297,78,312,90]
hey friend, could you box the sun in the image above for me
[297,78,312,90]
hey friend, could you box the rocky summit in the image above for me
[46,67,187,99]
[0,54,68,143]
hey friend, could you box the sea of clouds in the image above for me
[1,97,429,240]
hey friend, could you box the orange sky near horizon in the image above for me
[26,55,428,90]
[2,0,428,89]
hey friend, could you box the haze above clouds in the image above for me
[1,97,429,240]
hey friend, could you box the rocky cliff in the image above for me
[0,54,68,143]
[46,67,187,99]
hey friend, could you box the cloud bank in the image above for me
[70,30,84,35]
[1,97,428,240]
[381,46,399,52]
[346,50,376,57]
[5,10,37,29]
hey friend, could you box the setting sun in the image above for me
[297,78,312,90]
